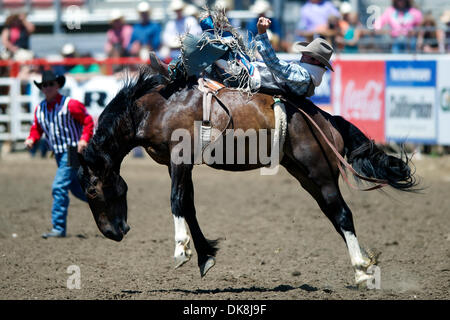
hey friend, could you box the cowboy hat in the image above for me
[250,0,272,15]
[137,1,151,13]
[339,1,353,15]
[110,9,124,22]
[184,4,199,17]
[33,70,66,90]
[169,0,186,12]
[293,38,334,71]
[61,43,76,56]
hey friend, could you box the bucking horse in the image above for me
[77,66,418,286]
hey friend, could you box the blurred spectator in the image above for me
[295,0,340,43]
[374,0,423,53]
[161,0,202,61]
[52,43,77,75]
[440,10,450,52]
[417,13,445,53]
[337,11,362,53]
[68,53,101,77]
[317,15,342,49]
[246,0,282,50]
[128,2,162,59]
[0,12,35,61]
[338,1,352,35]
[56,44,100,80]
[105,10,133,58]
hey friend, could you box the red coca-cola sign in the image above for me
[332,60,385,142]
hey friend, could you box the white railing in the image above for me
[0,78,34,142]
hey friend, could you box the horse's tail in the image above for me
[333,115,419,192]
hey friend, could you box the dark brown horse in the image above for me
[78,68,417,285]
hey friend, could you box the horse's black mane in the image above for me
[84,67,165,172]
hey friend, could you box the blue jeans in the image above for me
[51,151,87,235]
[391,36,417,53]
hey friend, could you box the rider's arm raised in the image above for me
[254,32,311,87]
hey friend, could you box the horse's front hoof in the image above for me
[199,256,216,278]
[174,250,192,269]
[174,237,192,269]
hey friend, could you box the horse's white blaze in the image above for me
[173,215,191,267]
[342,229,366,267]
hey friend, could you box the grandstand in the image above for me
[1,0,449,57]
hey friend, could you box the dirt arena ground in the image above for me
[0,150,449,300]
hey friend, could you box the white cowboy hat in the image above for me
[61,43,76,56]
[184,4,198,17]
[137,1,151,13]
[109,9,124,22]
[339,2,352,15]
[250,0,271,15]
[169,0,186,12]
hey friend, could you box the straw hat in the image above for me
[137,1,151,13]
[169,0,186,12]
[250,0,271,15]
[109,9,124,22]
[339,2,352,15]
[184,4,199,17]
[61,43,76,56]
[293,38,334,71]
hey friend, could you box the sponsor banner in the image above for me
[30,76,121,123]
[386,60,436,87]
[385,61,437,143]
[332,60,385,142]
[438,60,450,145]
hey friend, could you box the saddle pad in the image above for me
[203,78,225,93]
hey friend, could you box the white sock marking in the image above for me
[342,229,366,267]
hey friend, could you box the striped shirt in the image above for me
[28,94,94,154]
[254,32,312,96]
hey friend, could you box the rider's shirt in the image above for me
[254,32,312,96]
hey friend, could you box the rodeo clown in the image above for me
[25,70,94,238]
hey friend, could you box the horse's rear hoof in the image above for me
[199,256,216,278]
